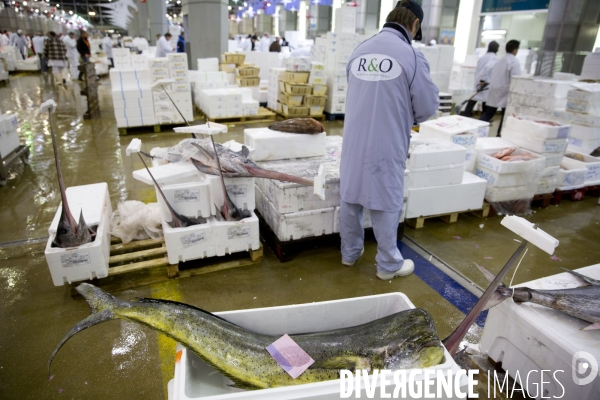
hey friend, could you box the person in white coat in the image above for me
[340,0,439,280]
[1,31,9,47]
[460,41,499,117]
[258,33,270,52]
[102,34,114,68]
[480,40,521,136]
[155,33,174,58]
[62,31,79,80]
[32,32,47,73]
[240,34,252,51]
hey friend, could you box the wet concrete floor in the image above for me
[1,74,599,399]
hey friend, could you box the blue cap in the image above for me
[397,0,423,41]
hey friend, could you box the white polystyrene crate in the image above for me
[409,164,464,189]
[261,178,340,214]
[405,172,486,219]
[464,149,477,172]
[162,218,214,264]
[203,174,255,215]
[170,292,466,400]
[244,128,326,161]
[158,181,212,222]
[567,136,600,155]
[504,116,571,139]
[556,167,587,190]
[531,150,566,168]
[0,114,21,156]
[45,189,112,286]
[475,167,531,188]
[570,124,600,140]
[475,137,514,153]
[477,148,545,174]
[484,185,533,202]
[256,186,335,242]
[419,115,489,142]
[480,265,600,400]
[48,183,111,234]
[535,176,559,195]
[408,138,466,170]
[561,151,600,184]
[212,211,260,257]
[503,129,568,154]
[133,161,203,186]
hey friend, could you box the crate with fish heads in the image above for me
[45,183,113,286]
[168,292,467,399]
[480,264,600,400]
[162,217,215,265]
[200,173,256,217]
[211,210,260,257]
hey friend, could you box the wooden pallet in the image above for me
[203,107,276,125]
[530,193,554,209]
[324,111,345,121]
[69,237,263,296]
[118,122,189,136]
[257,211,404,262]
[584,184,600,198]
[406,203,490,229]
[551,187,588,205]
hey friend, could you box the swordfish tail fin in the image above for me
[48,284,125,375]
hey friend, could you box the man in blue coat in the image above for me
[340,0,439,280]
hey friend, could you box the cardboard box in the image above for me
[282,104,309,117]
[279,92,304,107]
[309,105,324,116]
[284,82,312,95]
[284,71,310,83]
[236,66,260,77]
[308,75,327,85]
[219,63,236,73]
[221,52,245,65]
[312,84,327,96]
[304,95,327,107]
[236,77,260,87]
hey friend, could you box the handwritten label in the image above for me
[266,334,314,379]
[180,232,206,248]
[226,184,247,196]
[174,189,200,203]
[227,226,250,240]
[60,252,91,267]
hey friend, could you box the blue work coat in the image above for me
[340,24,439,212]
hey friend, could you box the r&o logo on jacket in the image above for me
[351,54,402,81]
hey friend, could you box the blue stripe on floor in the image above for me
[397,241,488,327]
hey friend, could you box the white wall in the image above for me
[500,12,547,48]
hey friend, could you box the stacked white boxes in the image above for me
[418,45,455,92]
[197,57,219,72]
[148,57,174,123]
[405,138,486,219]
[110,68,155,128]
[334,6,357,33]
[553,84,600,155]
[190,70,229,111]
[580,50,600,80]
[267,67,286,112]
[438,92,452,116]
[196,88,258,119]
[164,53,193,124]
[0,113,20,157]
[561,151,600,188]
[501,116,571,194]
[112,48,133,70]
[505,76,573,122]
[241,51,281,81]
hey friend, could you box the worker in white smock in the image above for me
[479,40,521,136]
[32,31,47,73]
[102,34,114,68]
[62,31,78,81]
[460,41,499,117]
[155,33,174,58]
[241,34,252,51]
[258,33,270,52]
[12,30,28,59]
[340,0,439,280]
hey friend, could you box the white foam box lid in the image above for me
[408,138,466,170]
[561,152,600,183]
[408,163,464,189]
[554,108,600,128]
[557,167,587,188]
[480,265,600,400]
[570,124,600,140]
[476,148,546,174]
[162,217,215,265]
[48,183,110,234]
[509,77,573,98]
[405,172,486,219]
[502,128,569,154]
[475,137,515,153]
[419,115,490,136]
[132,161,202,186]
[211,210,260,257]
[504,115,571,139]
[244,128,326,161]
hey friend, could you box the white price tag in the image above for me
[174,189,200,203]
[60,252,91,267]
[180,232,206,248]
[227,226,250,240]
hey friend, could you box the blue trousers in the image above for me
[340,200,404,274]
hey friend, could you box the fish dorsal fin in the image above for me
[135,298,241,327]
[582,322,600,331]
[310,356,371,372]
[558,267,600,286]
[241,146,250,158]
[474,263,508,288]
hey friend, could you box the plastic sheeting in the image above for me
[110,201,163,244]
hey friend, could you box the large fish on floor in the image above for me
[44,100,95,248]
[268,118,325,134]
[478,264,600,331]
[49,283,444,389]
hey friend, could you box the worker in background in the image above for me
[155,33,174,58]
[269,36,281,53]
[32,31,47,73]
[177,32,186,53]
[281,37,289,47]
[460,41,499,118]
[12,30,28,59]
[340,0,438,280]
[76,30,91,81]
[428,39,436,46]
[241,34,252,51]
[1,31,9,47]
[479,40,521,136]
[62,31,78,81]
[102,34,114,68]
[250,35,258,51]
[258,32,270,52]
[45,31,68,85]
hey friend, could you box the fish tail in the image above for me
[48,284,125,375]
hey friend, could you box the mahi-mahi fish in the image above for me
[478,264,600,331]
[48,104,95,248]
[268,118,325,134]
[49,283,444,389]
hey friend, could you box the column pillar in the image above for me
[307,4,319,39]
[127,4,140,37]
[454,0,482,63]
[182,0,228,70]
[148,0,168,45]
[536,0,600,76]
[138,0,150,40]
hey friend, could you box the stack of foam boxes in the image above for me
[334,6,357,33]
[240,51,279,103]
[110,68,155,128]
[501,116,572,194]
[113,48,132,70]
[580,50,600,80]
[267,67,286,112]
[553,85,600,155]
[419,45,455,93]
[438,93,453,117]
[164,53,193,124]
[419,115,491,174]
[304,62,328,118]
[190,69,229,111]
[504,77,573,123]
[0,113,20,159]
[132,161,259,264]
[220,52,246,84]
[196,87,258,119]
[405,138,487,219]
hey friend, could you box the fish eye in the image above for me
[59,228,67,234]
[406,343,415,350]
